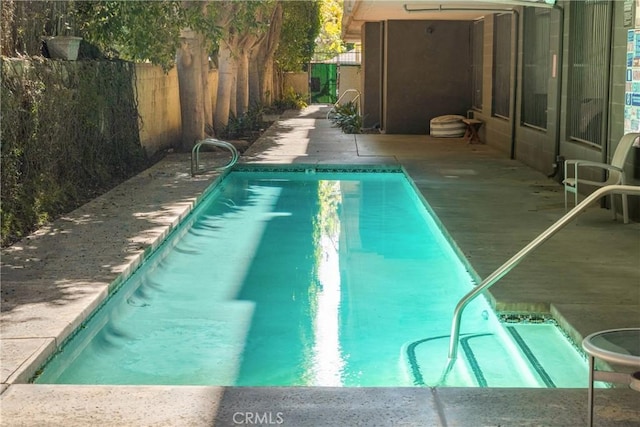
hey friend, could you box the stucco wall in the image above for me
[338,65,361,98]
[338,65,361,113]
[135,65,218,155]
[135,64,182,156]
[384,20,472,134]
[283,72,309,99]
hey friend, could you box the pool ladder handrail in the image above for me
[447,184,640,363]
[191,138,239,176]
[327,89,361,120]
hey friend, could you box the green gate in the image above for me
[310,63,337,104]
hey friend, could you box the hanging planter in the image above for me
[45,36,82,61]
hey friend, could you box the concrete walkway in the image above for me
[1,105,638,426]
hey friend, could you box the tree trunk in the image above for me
[214,39,235,135]
[176,29,204,151]
[236,47,250,116]
[273,68,283,102]
[229,58,238,118]
[263,58,275,105]
[249,2,283,105]
[248,33,269,106]
[200,36,213,135]
[248,51,261,107]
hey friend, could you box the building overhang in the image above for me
[342,0,557,42]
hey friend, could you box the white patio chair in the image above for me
[563,132,640,224]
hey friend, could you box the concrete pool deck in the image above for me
[1,105,638,425]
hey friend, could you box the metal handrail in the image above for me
[327,89,361,119]
[447,184,640,362]
[191,138,239,176]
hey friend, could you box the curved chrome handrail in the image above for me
[447,184,640,363]
[191,138,239,176]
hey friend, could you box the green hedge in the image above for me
[1,58,149,246]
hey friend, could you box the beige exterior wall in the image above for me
[338,65,361,100]
[135,65,218,155]
[135,64,182,156]
[283,72,308,98]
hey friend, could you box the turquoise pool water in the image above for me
[36,169,588,387]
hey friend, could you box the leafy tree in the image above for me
[275,1,321,72]
[175,1,224,149]
[233,1,275,116]
[77,2,181,71]
[214,1,276,134]
[76,1,221,149]
[315,0,344,58]
[8,1,330,148]
[1,1,77,56]
[249,2,285,106]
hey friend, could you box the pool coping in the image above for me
[1,384,637,426]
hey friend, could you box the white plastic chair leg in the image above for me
[622,193,629,224]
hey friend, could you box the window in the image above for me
[522,7,550,129]
[493,14,512,118]
[567,0,611,147]
[471,20,484,110]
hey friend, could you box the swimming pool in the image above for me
[35,167,588,387]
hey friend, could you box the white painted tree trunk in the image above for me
[176,29,204,151]
[200,37,213,135]
[249,2,283,106]
[214,40,236,135]
[248,51,261,107]
[236,48,250,116]
[229,58,238,120]
[262,59,275,105]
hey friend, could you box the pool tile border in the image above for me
[233,163,403,174]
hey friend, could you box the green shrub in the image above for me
[328,100,362,134]
[221,103,268,140]
[273,87,308,112]
[1,58,148,246]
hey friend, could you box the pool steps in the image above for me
[406,323,589,388]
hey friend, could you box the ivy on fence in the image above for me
[1,58,149,246]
